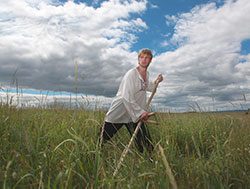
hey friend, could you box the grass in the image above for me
[0,103,249,188]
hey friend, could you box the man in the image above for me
[100,49,163,153]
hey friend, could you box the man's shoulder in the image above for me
[125,67,137,76]
[121,68,137,82]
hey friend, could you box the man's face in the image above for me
[138,54,152,68]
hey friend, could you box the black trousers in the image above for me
[99,121,154,153]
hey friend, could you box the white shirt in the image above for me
[105,67,156,123]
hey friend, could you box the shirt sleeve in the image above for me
[120,71,145,123]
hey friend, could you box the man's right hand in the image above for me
[140,112,149,121]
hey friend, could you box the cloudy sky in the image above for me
[0,0,250,112]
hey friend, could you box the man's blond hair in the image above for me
[138,49,153,60]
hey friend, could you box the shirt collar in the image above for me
[135,67,148,81]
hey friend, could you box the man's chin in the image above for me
[139,63,149,68]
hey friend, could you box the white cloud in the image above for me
[156,0,250,111]
[1,0,250,112]
[165,15,177,26]
[149,2,158,9]
[172,0,250,44]
[0,89,113,110]
[0,0,147,97]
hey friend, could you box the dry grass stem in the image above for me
[159,144,178,189]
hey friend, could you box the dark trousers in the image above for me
[99,121,154,153]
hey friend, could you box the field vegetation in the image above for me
[0,101,249,188]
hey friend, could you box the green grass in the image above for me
[0,103,249,188]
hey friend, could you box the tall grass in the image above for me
[0,102,249,188]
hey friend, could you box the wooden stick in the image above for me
[113,81,159,177]
[144,120,159,125]
[148,112,156,117]
[145,112,159,125]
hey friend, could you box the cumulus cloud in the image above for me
[1,0,250,112]
[165,15,177,26]
[0,0,147,97]
[154,0,250,111]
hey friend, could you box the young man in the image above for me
[99,49,163,153]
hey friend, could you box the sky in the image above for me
[0,0,250,112]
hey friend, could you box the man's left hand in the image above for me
[155,74,163,84]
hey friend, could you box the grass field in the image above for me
[0,103,249,188]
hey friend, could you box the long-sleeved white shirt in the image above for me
[105,67,156,123]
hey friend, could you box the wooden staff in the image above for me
[113,81,160,177]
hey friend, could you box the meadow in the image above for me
[0,102,249,188]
